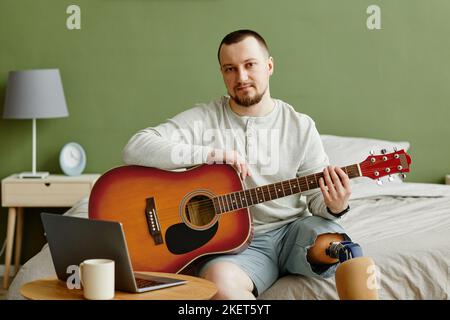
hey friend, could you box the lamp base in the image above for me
[18,171,50,179]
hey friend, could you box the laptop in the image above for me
[40,212,187,293]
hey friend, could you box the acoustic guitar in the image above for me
[88,149,411,273]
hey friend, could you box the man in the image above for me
[123,30,352,299]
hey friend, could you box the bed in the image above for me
[7,135,450,300]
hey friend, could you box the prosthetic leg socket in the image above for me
[327,241,379,300]
[335,257,379,300]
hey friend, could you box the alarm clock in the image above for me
[59,142,87,176]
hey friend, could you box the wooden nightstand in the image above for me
[1,174,100,289]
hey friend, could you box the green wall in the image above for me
[1,0,449,263]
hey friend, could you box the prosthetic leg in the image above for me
[326,241,379,300]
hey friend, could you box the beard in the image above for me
[229,84,267,107]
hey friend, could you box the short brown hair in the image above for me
[217,29,270,64]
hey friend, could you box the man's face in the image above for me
[219,37,273,107]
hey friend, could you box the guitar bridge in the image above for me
[145,197,163,245]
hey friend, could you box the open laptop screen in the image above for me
[40,213,186,293]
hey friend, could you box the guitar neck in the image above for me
[213,164,361,214]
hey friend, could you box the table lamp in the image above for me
[3,69,69,179]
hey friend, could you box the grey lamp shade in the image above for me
[3,69,69,119]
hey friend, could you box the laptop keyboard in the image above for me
[135,277,166,288]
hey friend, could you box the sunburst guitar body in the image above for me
[89,164,252,273]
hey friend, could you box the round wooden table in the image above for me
[20,271,217,300]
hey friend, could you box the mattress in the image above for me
[259,182,450,299]
[7,182,450,300]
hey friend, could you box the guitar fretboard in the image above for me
[212,164,361,214]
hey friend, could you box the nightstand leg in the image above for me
[3,207,17,289]
[14,208,24,275]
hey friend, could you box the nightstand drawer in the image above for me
[2,181,92,207]
[1,174,100,207]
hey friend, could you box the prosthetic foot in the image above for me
[326,241,379,300]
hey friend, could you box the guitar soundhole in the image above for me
[184,195,216,228]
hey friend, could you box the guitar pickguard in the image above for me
[165,222,218,255]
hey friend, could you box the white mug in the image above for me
[79,259,115,300]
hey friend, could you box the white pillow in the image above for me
[320,134,410,184]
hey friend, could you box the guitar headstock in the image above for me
[359,149,411,184]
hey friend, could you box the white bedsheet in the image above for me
[7,182,450,300]
[260,182,450,300]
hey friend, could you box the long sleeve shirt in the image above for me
[123,95,338,234]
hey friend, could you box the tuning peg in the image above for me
[400,173,407,180]
[388,175,395,182]
[370,150,375,155]
[393,146,398,152]
[376,179,383,186]
[381,149,387,154]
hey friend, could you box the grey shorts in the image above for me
[198,215,350,297]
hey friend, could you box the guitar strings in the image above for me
[156,160,396,220]
[186,181,303,215]
[184,176,321,209]
[184,169,347,211]
[184,164,360,210]
[189,161,390,212]
[186,180,314,217]
[187,162,400,216]
[186,172,346,215]
[185,166,388,217]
